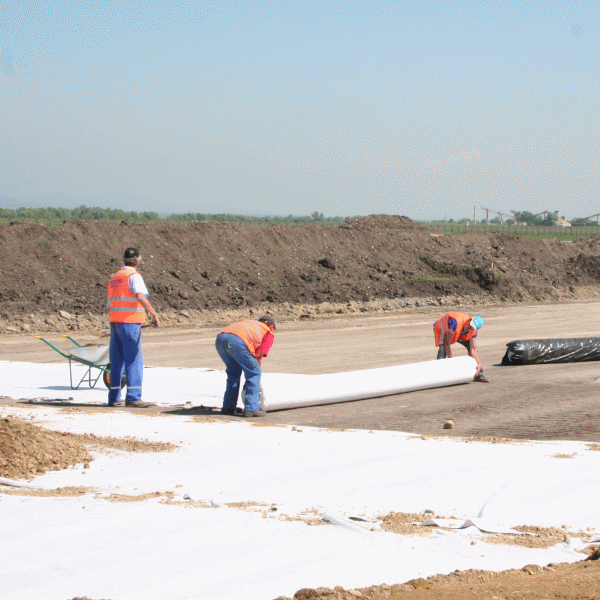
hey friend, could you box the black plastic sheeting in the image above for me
[502,338,600,365]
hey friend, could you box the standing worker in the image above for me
[433,311,488,382]
[215,315,276,417]
[107,247,160,407]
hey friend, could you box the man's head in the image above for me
[470,316,484,331]
[123,247,141,266]
[258,314,276,330]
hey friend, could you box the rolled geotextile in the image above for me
[261,356,477,412]
[502,337,600,365]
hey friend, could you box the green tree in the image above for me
[512,211,543,226]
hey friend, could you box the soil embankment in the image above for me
[1,215,600,334]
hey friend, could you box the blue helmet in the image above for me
[470,316,484,330]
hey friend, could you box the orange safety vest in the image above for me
[220,319,272,357]
[107,267,146,324]
[434,311,476,347]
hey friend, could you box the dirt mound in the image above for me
[2,215,600,334]
[0,415,92,480]
[283,550,600,599]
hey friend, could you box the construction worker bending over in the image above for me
[215,315,276,417]
[433,311,488,382]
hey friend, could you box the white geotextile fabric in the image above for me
[0,356,476,411]
[2,403,600,600]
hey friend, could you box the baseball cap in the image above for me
[123,247,140,260]
[470,316,484,330]
[259,315,276,330]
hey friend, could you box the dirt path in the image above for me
[3,300,600,442]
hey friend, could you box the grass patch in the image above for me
[404,276,456,282]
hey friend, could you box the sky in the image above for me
[2,359,600,599]
[0,1,598,220]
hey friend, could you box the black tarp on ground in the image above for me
[502,337,600,365]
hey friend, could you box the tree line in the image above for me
[0,206,355,226]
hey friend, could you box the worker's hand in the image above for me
[475,363,482,377]
[144,314,160,328]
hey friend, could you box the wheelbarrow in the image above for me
[34,334,126,390]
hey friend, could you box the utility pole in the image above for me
[473,206,476,225]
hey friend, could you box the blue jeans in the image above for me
[215,333,262,412]
[109,322,144,404]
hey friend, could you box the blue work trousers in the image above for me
[437,340,471,359]
[109,322,144,404]
[215,333,262,412]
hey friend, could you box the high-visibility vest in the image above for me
[433,311,476,347]
[220,319,272,357]
[107,267,146,324]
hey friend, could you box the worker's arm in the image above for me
[255,330,274,362]
[135,292,160,327]
[467,339,483,376]
[443,341,452,359]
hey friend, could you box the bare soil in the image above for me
[2,215,600,335]
[3,215,600,600]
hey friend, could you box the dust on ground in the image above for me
[380,512,598,549]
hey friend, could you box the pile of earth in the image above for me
[0,414,175,481]
[1,214,600,335]
[0,414,92,480]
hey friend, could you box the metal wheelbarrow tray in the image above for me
[35,334,124,390]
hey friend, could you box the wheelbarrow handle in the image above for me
[34,336,71,359]
[61,334,82,347]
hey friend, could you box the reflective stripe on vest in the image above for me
[220,319,271,357]
[433,311,475,347]
[107,267,146,324]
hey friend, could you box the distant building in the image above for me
[557,217,571,227]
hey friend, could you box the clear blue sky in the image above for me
[1,1,598,220]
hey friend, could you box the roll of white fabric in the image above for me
[261,356,477,412]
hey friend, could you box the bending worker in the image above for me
[215,315,276,417]
[107,247,160,407]
[433,311,488,382]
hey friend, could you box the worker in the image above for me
[107,247,160,407]
[433,311,488,382]
[215,315,276,417]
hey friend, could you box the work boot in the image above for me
[242,409,266,418]
[474,374,490,383]
[107,400,123,407]
[125,400,155,407]
[220,408,236,415]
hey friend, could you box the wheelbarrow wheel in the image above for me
[103,365,126,389]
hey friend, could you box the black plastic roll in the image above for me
[502,337,600,365]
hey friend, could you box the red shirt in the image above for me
[257,331,274,356]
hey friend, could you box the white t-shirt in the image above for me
[128,271,149,296]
